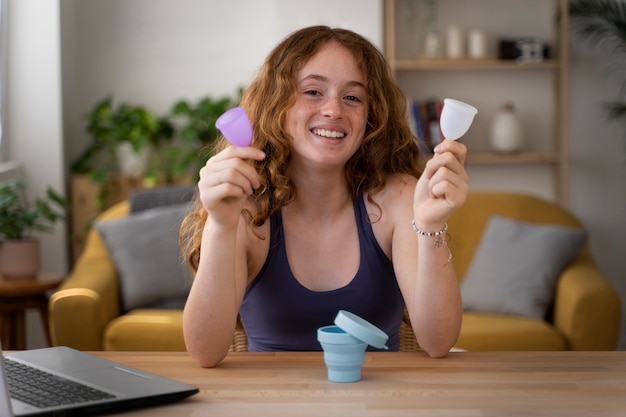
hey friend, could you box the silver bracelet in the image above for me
[411,220,448,237]
[411,220,452,266]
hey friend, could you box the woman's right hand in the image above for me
[198,145,266,229]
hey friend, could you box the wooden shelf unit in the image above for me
[393,58,559,71]
[383,0,569,205]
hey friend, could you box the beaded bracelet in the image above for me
[411,220,448,237]
[411,220,452,266]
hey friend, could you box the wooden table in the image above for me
[0,272,64,350]
[94,351,626,417]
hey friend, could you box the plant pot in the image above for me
[115,142,152,179]
[0,239,40,280]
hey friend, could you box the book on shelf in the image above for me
[406,97,444,154]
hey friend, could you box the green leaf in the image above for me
[0,180,68,240]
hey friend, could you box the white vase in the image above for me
[424,29,443,58]
[446,26,464,59]
[115,142,152,178]
[468,29,487,59]
[489,102,524,153]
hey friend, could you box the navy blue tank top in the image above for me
[239,196,405,351]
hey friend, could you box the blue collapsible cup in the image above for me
[317,310,389,383]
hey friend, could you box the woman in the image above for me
[181,26,468,367]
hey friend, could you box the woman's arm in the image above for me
[393,140,468,358]
[183,217,249,367]
[183,146,265,367]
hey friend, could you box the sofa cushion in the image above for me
[96,203,192,312]
[460,214,586,319]
[104,310,185,351]
[457,312,567,351]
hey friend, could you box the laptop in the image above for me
[0,345,199,416]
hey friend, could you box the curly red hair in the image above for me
[181,26,423,272]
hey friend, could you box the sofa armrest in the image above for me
[553,252,621,350]
[49,203,129,350]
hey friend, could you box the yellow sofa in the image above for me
[49,191,621,351]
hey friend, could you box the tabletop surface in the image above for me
[0,272,64,296]
[93,350,626,417]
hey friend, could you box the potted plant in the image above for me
[0,179,68,279]
[170,93,239,179]
[70,96,175,210]
[570,0,626,143]
[71,96,175,183]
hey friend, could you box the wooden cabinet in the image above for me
[384,0,569,204]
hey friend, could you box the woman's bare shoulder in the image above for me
[241,198,270,239]
[366,174,416,219]
[371,173,417,206]
[388,173,418,191]
[365,174,417,257]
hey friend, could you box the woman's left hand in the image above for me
[413,139,469,231]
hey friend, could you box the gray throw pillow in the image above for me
[129,185,195,214]
[96,203,192,312]
[460,214,586,319]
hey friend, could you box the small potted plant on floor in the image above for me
[0,179,68,279]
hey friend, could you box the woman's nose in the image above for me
[321,96,343,118]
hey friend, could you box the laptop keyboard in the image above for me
[4,358,116,409]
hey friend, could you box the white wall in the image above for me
[6,0,65,349]
[569,39,626,349]
[6,0,66,275]
[62,0,383,167]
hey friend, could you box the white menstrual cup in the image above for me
[215,107,253,147]
[439,98,478,140]
[317,310,389,383]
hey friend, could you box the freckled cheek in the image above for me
[287,103,316,134]
[349,109,368,137]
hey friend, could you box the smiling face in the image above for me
[286,41,368,171]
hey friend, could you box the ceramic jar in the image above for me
[489,102,524,153]
[424,29,443,58]
[446,26,464,59]
[468,29,487,59]
[115,142,152,179]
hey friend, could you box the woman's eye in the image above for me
[304,90,320,96]
[345,95,361,102]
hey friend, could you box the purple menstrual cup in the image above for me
[215,107,253,147]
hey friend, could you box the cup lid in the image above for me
[334,310,389,350]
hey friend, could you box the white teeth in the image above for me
[313,129,345,139]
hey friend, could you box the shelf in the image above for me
[466,151,560,165]
[393,58,559,71]
[384,0,569,204]
[420,151,560,165]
